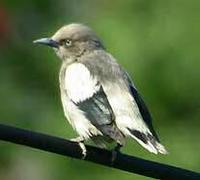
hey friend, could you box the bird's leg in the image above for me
[70,137,87,159]
[111,143,123,164]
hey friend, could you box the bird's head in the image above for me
[33,23,104,62]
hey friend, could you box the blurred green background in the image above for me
[0,0,199,179]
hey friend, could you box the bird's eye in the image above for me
[65,39,72,47]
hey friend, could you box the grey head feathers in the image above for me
[51,24,104,61]
[52,23,100,44]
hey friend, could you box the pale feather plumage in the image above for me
[59,54,167,154]
[34,23,167,154]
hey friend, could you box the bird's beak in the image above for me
[33,38,59,48]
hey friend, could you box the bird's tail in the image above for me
[129,129,168,154]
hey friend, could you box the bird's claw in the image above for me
[78,141,87,159]
[70,137,87,159]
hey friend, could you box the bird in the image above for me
[33,23,167,158]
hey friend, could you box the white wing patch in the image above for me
[65,63,100,103]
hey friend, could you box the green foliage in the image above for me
[0,0,199,179]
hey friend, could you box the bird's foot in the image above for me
[111,143,122,164]
[70,137,87,159]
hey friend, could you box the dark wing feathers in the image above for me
[128,81,160,141]
[76,86,123,143]
[76,86,113,126]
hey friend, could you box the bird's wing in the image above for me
[121,70,167,154]
[79,50,167,154]
[64,63,124,144]
[123,72,160,141]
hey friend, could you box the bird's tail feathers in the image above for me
[128,129,168,154]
